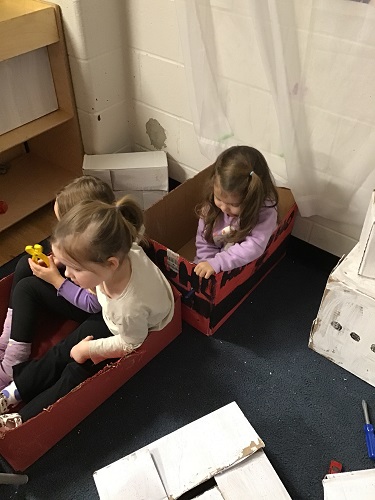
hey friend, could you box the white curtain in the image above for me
[175,0,375,226]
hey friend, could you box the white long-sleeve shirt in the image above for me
[89,244,174,364]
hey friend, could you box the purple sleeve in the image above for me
[194,217,220,263]
[207,205,278,273]
[57,279,102,313]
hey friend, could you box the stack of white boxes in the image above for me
[82,151,168,210]
[309,191,375,387]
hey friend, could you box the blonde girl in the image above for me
[0,176,116,390]
[0,196,174,430]
[194,145,279,279]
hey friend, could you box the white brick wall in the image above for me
[54,0,132,154]
[55,0,372,257]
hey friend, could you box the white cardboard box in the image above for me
[358,190,375,279]
[82,152,168,210]
[323,469,375,500]
[93,402,291,500]
[309,244,375,386]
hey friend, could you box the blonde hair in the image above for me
[196,146,278,244]
[51,196,144,266]
[55,175,115,219]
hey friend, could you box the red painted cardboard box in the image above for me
[144,166,297,336]
[0,274,182,471]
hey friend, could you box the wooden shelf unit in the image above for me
[0,0,83,261]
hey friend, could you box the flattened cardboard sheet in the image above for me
[215,449,291,499]
[323,469,375,500]
[94,402,265,500]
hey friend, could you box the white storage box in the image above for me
[323,469,375,500]
[82,151,168,210]
[93,402,291,499]
[309,244,375,386]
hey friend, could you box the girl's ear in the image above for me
[106,256,120,270]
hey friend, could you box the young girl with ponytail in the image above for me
[194,145,279,279]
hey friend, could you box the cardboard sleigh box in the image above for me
[144,166,297,335]
[0,273,182,471]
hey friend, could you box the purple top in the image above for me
[195,201,278,273]
[57,279,101,313]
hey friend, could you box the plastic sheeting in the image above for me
[175,0,375,226]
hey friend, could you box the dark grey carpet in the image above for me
[1,236,374,500]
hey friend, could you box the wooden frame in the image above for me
[0,0,83,245]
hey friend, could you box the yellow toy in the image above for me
[25,244,50,267]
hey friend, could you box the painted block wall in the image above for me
[55,0,362,257]
[53,0,132,154]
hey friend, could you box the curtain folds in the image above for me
[175,0,375,226]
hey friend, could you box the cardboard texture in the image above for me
[144,166,297,335]
[0,274,182,471]
[309,244,375,386]
[322,469,375,500]
[93,401,291,500]
[358,190,375,279]
[82,151,168,210]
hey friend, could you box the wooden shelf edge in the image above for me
[0,110,73,153]
[0,203,56,267]
[0,152,80,232]
[0,3,58,62]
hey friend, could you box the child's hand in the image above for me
[28,256,65,289]
[194,261,215,279]
[70,336,94,364]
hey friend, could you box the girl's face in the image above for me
[213,180,242,217]
[52,243,113,289]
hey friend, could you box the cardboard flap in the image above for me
[93,450,168,500]
[144,166,296,254]
[358,190,375,279]
[331,244,375,298]
[215,449,291,499]
[144,166,213,251]
[323,469,375,499]
[359,224,375,279]
[94,402,264,500]
[277,187,296,222]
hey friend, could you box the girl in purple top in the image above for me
[194,146,279,279]
[0,176,116,390]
